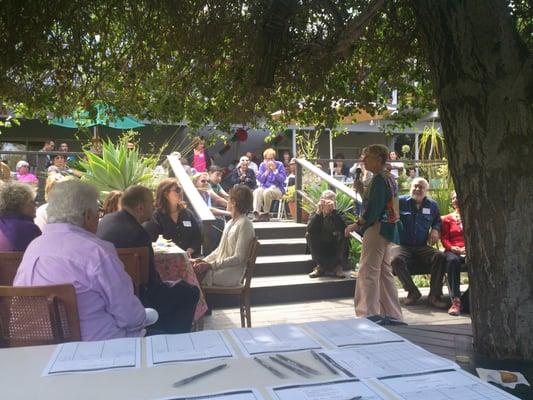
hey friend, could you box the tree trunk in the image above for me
[411,1,533,360]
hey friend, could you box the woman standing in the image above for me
[191,185,255,286]
[345,144,402,320]
[143,178,202,257]
[188,137,212,173]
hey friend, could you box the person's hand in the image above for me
[186,248,194,257]
[428,229,440,245]
[190,258,204,266]
[268,161,277,172]
[193,261,212,271]
[345,223,357,237]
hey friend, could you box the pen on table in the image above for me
[172,363,227,387]
[275,354,320,375]
[310,350,339,375]
[269,356,311,378]
[347,396,362,400]
[253,357,287,379]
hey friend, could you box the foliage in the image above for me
[419,124,446,161]
[348,238,362,271]
[300,180,356,217]
[78,135,157,196]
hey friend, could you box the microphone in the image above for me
[355,167,362,181]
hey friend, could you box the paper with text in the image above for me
[231,325,322,356]
[380,369,520,399]
[270,378,389,400]
[146,331,235,366]
[306,318,405,347]
[43,337,141,375]
[321,341,457,379]
[158,388,265,400]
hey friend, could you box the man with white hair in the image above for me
[14,180,150,341]
[391,177,447,308]
[307,190,348,278]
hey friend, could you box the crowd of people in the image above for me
[0,136,468,343]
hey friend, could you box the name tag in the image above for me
[422,208,431,215]
[183,221,192,227]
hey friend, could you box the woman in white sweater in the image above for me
[191,185,255,286]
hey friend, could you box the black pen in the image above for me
[275,354,320,375]
[253,357,287,379]
[269,356,311,378]
[310,350,339,375]
[172,363,227,387]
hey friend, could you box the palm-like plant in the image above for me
[78,137,157,195]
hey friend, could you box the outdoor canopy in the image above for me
[50,103,145,130]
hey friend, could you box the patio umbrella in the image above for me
[50,103,144,137]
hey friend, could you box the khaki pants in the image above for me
[354,223,403,320]
[253,186,282,214]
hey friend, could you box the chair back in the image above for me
[241,237,259,289]
[0,284,81,348]
[0,252,24,285]
[116,247,150,296]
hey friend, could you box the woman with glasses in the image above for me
[229,155,257,190]
[143,178,202,257]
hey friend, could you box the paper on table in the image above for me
[306,318,405,347]
[320,341,457,379]
[157,388,265,400]
[146,331,235,366]
[42,337,141,376]
[230,325,322,356]
[380,369,520,399]
[270,378,388,400]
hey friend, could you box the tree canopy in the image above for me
[2,1,528,130]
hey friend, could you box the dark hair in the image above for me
[334,153,345,159]
[44,139,55,145]
[121,185,152,210]
[229,185,253,214]
[155,178,185,214]
[208,165,223,174]
[52,153,66,160]
[101,190,123,216]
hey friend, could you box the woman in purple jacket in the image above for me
[0,182,41,251]
[253,148,286,222]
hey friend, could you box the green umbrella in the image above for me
[50,103,144,136]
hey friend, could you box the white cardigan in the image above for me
[203,215,255,287]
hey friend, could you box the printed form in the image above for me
[159,389,265,400]
[231,324,322,356]
[380,369,520,400]
[146,331,235,366]
[42,337,141,375]
[306,318,405,347]
[271,378,390,400]
[320,341,457,379]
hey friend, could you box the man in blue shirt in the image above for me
[391,178,447,308]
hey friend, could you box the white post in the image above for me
[291,128,297,157]
[414,133,420,175]
[329,129,334,176]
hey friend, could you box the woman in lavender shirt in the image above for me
[253,148,286,222]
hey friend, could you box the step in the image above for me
[253,221,307,240]
[255,254,313,276]
[205,273,356,308]
[257,238,307,257]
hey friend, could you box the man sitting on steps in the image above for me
[391,177,447,309]
[307,190,348,279]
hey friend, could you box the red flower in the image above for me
[235,128,248,142]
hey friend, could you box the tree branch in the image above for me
[331,0,387,58]
[316,0,346,29]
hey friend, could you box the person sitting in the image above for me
[281,150,292,169]
[208,165,230,208]
[191,185,255,286]
[229,155,257,190]
[47,153,81,178]
[14,180,149,341]
[0,182,41,251]
[101,190,123,217]
[307,190,348,279]
[15,160,38,185]
[34,175,64,230]
[97,185,200,334]
[143,178,202,257]
[332,153,350,178]
[391,177,447,308]
[245,151,259,174]
[388,151,405,179]
[441,191,467,316]
[253,148,286,222]
[285,158,296,187]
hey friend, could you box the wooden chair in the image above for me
[0,251,24,286]
[0,284,81,347]
[203,238,259,328]
[116,247,150,297]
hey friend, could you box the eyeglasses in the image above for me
[199,179,208,183]
[172,187,181,193]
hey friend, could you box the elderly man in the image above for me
[97,185,200,334]
[14,180,149,341]
[307,190,348,278]
[391,177,447,308]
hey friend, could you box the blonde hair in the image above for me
[263,148,277,159]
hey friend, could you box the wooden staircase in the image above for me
[205,220,356,308]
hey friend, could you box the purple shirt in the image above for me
[14,223,146,341]
[0,212,41,251]
[16,173,38,184]
[257,160,286,193]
